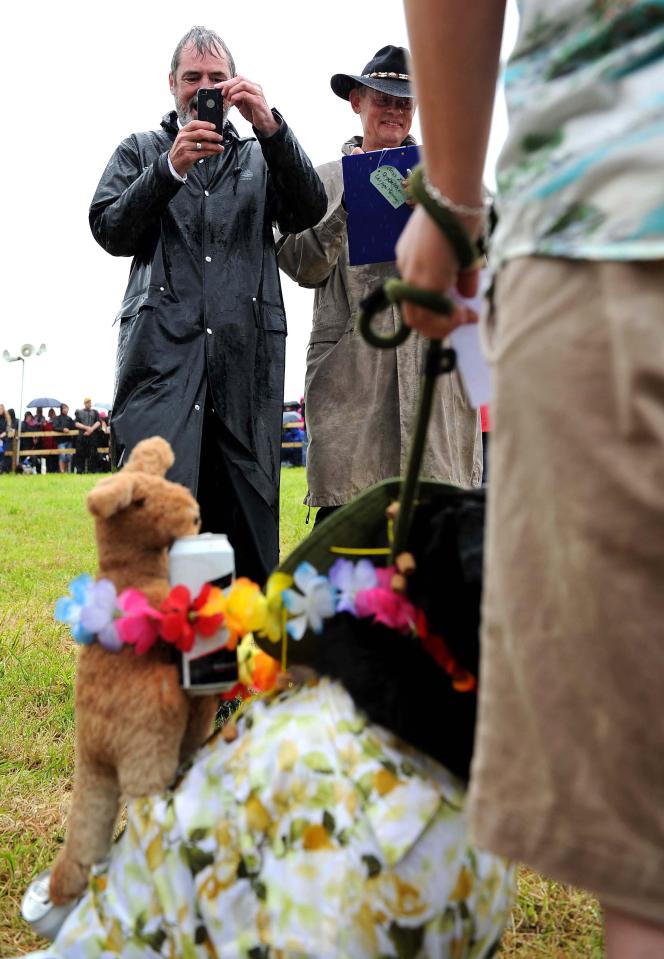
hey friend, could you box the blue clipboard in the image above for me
[343,144,420,266]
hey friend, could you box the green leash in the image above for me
[359,279,458,561]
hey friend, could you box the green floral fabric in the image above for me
[37,680,514,958]
[493,0,664,264]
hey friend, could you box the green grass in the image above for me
[0,469,604,956]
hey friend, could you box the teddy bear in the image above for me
[48,437,218,905]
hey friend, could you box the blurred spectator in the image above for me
[281,401,305,467]
[480,404,490,486]
[97,411,112,472]
[299,394,308,466]
[0,403,9,474]
[43,409,59,473]
[32,407,46,473]
[20,411,37,472]
[53,404,76,473]
[5,408,17,472]
[73,398,101,473]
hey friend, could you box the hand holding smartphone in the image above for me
[197,88,224,131]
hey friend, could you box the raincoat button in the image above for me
[194,404,200,411]
[204,190,210,196]
[206,328,212,335]
[159,286,164,291]
[205,256,212,263]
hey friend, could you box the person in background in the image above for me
[20,411,36,471]
[277,45,481,527]
[53,404,76,474]
[479,403,489,486]
[43,409,59,473]
[5,408,17,472]
[281,401,305,468]
[90,25,326,582]
[0,403,9,474]
[97,411,112,472]
[396,1,664,953]
[32,407,46,473]
[73,399,101,474]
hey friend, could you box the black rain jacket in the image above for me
[89,110,326,510]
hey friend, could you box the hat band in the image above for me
[362,71,410,81]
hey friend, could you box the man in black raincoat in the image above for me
[90,26,326,582]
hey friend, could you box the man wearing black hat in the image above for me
[277,46,481,524]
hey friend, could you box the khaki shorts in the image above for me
[468,256,664,923]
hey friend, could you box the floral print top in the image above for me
[33,680,514,959]
[493,0,664,264]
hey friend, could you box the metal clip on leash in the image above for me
[359,277,457,561]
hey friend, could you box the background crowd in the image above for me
[0,400,111,475]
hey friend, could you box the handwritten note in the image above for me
[369,165,407,209]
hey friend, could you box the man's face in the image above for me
[350,86,414,152]
[169,43,232,126]
[61,405,69,416]
[84,400,91,410]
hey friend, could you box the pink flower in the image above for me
[116,589,163,655]
[354,566,417,634]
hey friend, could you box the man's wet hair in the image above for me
[171,26,236,79]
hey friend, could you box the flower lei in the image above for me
[56,557,475,696]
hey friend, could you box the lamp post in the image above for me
[2,343,47,471]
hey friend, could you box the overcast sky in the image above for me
[0,0,517,415]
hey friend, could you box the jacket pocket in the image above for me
[113,285,164,325]
[309,304,352,346]
[252,297,287,334]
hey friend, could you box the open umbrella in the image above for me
[27,397,63,408]
[92,402,112,411]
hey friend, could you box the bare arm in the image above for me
[396,0,506,335]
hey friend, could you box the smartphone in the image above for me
[197,88,224,130]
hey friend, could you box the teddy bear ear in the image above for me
[86,473,137,519]
[124,437,174,476]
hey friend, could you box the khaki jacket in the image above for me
[276,137,482,506]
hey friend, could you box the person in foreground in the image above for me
[277,46,481,526]
[396,1,664,954]
[90,26,326,581]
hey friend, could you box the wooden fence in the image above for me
[2,424,307,470]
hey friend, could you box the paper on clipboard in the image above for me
[342,144,420,265]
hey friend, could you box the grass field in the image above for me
[0,470,604,956]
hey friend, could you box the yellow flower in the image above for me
[260,571,293,643]
[278,739,299,771]
[246,794,273,833]
[373,768,400,796]
[450,865,474,902]
[302,823,334,851]
[238,634,279,691]
[224,578,267,647]
[196,585,226,620]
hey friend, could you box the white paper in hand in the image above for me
[449,271,492,408]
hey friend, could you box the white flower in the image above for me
[282,562,337,639]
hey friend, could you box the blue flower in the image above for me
[282,561,337,640]
[55,574,95,644]
[54,575,122,650]
[328,558,378,615]
[80,579,122,652]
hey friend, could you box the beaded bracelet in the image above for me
[407,165,480,271]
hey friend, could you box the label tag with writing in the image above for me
[369,165,407,209]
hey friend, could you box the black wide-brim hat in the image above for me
[331,44,413,101]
